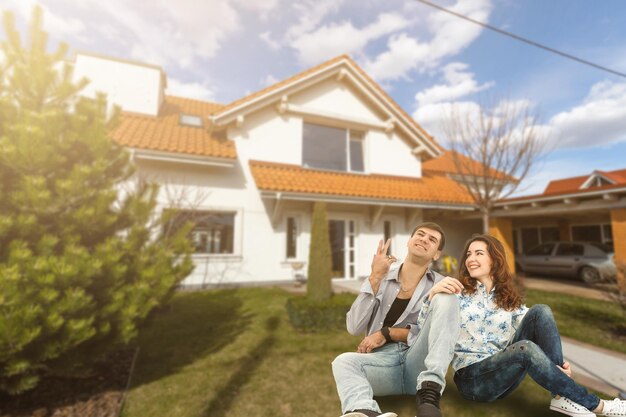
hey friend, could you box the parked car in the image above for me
[515,241,616,283]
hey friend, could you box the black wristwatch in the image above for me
[381,326,393,343]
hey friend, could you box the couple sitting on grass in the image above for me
[332,222,625,417]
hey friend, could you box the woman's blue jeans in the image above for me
[453,304,600,411]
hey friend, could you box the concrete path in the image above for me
[523,276,613,301]
[331,278,626,398]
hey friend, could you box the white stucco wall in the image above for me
[290,78,383,121]
[73,53,164,116]
[231,79,423,178]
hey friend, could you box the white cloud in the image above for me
[290,12,411,66]
[426,0,491,61]
[29,0,243,70]
[415,62,493,106]
[363,34,430,81]
[365,0,492,81]
[3,0,86,36]
[231,0,280,15]
[261,74,279,86]
[413,100,481,143]
[166,78,215,101]
[286,0,344,40]
[259,31,281,50]
[548,80,626,148]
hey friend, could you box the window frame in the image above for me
[167,207,243,258]
[179,113,203,128]
[302,121,366,174]
[285,215,300,261]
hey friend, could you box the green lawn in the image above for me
[121,287,621,417]
[525,289,626,354]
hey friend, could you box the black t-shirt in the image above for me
[383,297,410,328]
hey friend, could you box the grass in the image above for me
[525,289,626,354]
[120,287,621,417]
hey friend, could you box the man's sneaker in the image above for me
[340,410,397,417]
[549,396,595,417]
[416,381,442,417]
[599,398,626,416]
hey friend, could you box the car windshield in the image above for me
[589,243,613,253]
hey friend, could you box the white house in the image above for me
[73,52,483,287]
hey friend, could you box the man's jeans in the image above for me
[453,304,601,411]
[332,294,460,414]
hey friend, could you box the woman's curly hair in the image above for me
[458,234,524,311]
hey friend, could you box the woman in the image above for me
[427,234,625,417]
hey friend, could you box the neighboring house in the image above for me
[493,169,626,256]
[72,52,484,286]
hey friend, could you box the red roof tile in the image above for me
[423,150,515,181]
[249,160,475,205]
[111,96,236,159]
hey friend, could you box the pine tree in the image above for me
[0,7,193,394]
[307,202,332,301]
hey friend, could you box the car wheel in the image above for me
[579,266,601,284]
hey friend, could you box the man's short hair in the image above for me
[411,222,445,251]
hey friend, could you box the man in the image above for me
[332,222,463,417]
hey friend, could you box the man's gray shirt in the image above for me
[346,264,444,346]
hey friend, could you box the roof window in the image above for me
[180,113,203,127]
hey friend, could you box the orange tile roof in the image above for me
[249,160,475,205]
[111,95,237,159]
[215,55,442,155]
[423,150,516,181]
[543,168,626,195]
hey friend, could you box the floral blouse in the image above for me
[452,282,528,371]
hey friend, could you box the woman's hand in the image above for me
[428,276,463,301]
[558,361,572,378]
[357,332,386,353]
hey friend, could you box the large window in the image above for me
[572,224,612,248]
[518,226,559,254]
[302,122,364,172]
[170,211,235,254]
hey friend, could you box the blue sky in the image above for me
[2,0,626,195]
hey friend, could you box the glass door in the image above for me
[328,219,356,279]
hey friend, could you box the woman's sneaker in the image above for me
[599,398,626,416]
[340,411,398,417]
[549,396,595,417]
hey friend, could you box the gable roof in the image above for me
[111,95,237,159]
[249,160,474,207]
[543,168,626,195]
[423,150,516,182]
[212,55,442,159]
[500,167,626,205]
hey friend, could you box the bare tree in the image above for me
[441,100,547,233]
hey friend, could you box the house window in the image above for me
[572,224,613,247]
[170,211,235,254]
[286,217,298,259]
[602,224,613,248]
[571,225,602,243]
[588,176,611,188]
[302,122,364,172]
[518,226,559,254]
[349,131,365,172]
[180,113,203,127]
